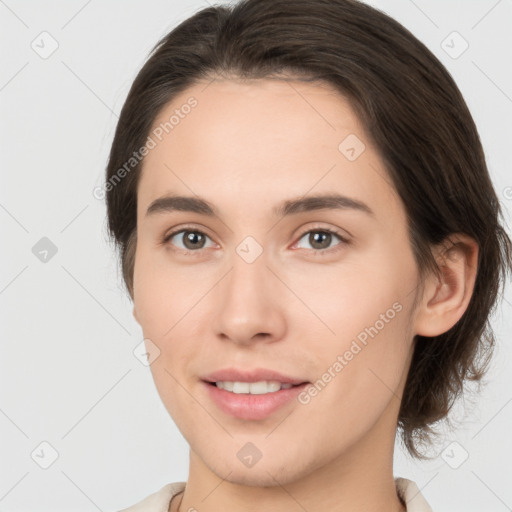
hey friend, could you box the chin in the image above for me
[222,467,290,488]
[205,453,309,488]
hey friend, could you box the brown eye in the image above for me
[164,229,214,251]
[308,231,332,250]
[295,229,349,253]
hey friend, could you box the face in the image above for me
[132,77,421,486]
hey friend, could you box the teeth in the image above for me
[215,380,294,394]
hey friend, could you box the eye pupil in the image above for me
[310,231,331,249]
[184,231,205,249]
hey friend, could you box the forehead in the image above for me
[137,77,402,224]
[147,77,362,156]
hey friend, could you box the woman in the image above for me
[104,0,512,510]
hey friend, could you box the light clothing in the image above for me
[117,477,433,511]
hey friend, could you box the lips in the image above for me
[200,367,310,420]
[203,380,310,420]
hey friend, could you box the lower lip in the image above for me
[204,381,309,420]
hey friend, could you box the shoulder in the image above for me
[395,477,434,512]
[116,481,186,512]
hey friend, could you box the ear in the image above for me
[132,306,139,325]
[413,233,479,337]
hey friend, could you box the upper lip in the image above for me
[202,368,308,385]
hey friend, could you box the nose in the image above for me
[212,252,287,347]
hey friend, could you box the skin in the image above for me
[131,77,479,512]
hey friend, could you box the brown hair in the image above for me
[104,0,512,459]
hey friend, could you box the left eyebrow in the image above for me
[145,193,375,219]
[146,194,218,218]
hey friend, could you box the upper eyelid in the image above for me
[164,224,216,242]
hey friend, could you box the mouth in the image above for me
[202,379,310,420]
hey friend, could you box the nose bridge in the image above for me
[212,242,286,344]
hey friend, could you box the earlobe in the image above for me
[132,306,139,324]
[413,233,479,338]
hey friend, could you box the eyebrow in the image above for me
[145,193,375,219]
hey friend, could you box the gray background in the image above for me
[1,0,511,510]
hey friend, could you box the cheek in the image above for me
[301,249,415,388]
[133,250,209,369]
[133,246,192,333]
[289,255,402,341]
[302,303,411,438]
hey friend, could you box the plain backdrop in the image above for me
[1,1,511,511]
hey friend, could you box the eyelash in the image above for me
[161,224,350,256]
